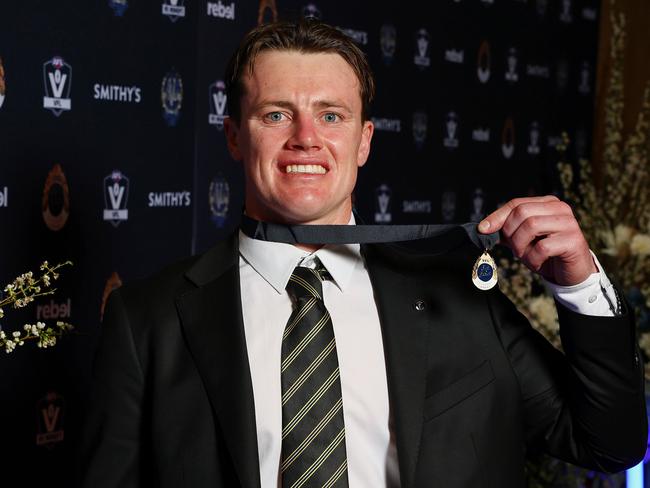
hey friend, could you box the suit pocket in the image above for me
[423,360,495,420]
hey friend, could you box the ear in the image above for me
[224,116,243,161]
[356,120,374,168]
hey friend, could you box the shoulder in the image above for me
[107,233,238,315]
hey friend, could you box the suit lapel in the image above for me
[176,235,261,488]
[363,244,430,488]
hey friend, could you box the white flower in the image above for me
[37,322,46,329]
[630,234,650,257]
[12,331,20,338]
[0,308,3,319]
[601,224,635,257]
[42,275,51,287]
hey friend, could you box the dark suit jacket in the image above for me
[78,231,647,487]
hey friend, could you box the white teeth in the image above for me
[285,164,327,174]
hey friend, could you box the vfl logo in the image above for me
[505,48,519,83]
[209,175,230,228]
[162,0,186,21]
[527,122,541,155]
[501,117,515,159]
[556,58,569,93]
[161,69,183,127]
[258,0,278,25]
[43,57,72,116]
[470,188,485,222]
[0,56,5,109]
[103,170,129,227]
[302,3,322,19]
[443,111,460,149]
[578,61,591,94]
[535,0,548,18]
[380,24,397,66]
[208,80,227,129]
[414,29,431,68]
[36,392,65,448]
[42,164,70,231]
[374,184,392,223]
[441,191,456,222]
[477,41,491,83]
[412,111,428,150]
[108,0,128,16]
[560,0,573,23]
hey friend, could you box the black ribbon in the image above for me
[240,214,499,251]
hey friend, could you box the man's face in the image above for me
[224,50,374,225]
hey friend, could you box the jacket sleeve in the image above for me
[77,289,146,487]
[488,289,647,472]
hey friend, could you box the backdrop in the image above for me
[0,0,600,485]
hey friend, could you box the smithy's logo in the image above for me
[161,69,183,127]
[36,392,65,449]
[209,175,230,228]
[0,56,5,109]
[43,57,72,116]
[208,80,227,129]
[477,41,491,84]
[162,0,186,21]
[103,170,129,227]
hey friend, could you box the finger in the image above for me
[521,234,595,285]
[506,214,580,259]
[500,201,575,243]
[478,195,560,233]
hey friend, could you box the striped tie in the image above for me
[281,265,349,488]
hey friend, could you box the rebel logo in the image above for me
[36,299,72,320]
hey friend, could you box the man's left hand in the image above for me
[478,195,598,286]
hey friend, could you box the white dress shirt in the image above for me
[238,219,616,488]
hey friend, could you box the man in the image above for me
[79,19,646,487]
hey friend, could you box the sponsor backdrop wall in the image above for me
[0,0,600,485]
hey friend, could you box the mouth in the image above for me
[284,164,327,174]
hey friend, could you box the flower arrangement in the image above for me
[0,261,74,353]
[498,1,649,485]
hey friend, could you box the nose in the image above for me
[286,114,323,151]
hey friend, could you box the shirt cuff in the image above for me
[543,251,618,317]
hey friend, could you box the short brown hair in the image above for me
[224,19,375,123]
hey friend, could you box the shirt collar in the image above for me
[238,214,362,294]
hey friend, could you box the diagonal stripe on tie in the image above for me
[282,338,336,406]
[290,427,346,488]
[281,264,349,487]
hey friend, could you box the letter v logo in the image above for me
[213,92,226,115]
[48,71,67,99]
[109,183,124,209]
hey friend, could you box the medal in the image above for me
[472,251,498,291]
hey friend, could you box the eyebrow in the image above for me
[254,99,354,115]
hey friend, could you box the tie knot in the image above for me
[286,266,324,301]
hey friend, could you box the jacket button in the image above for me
[414,299,426,311]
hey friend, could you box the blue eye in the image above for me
[266,112,284,122]
[323,113,339,123]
